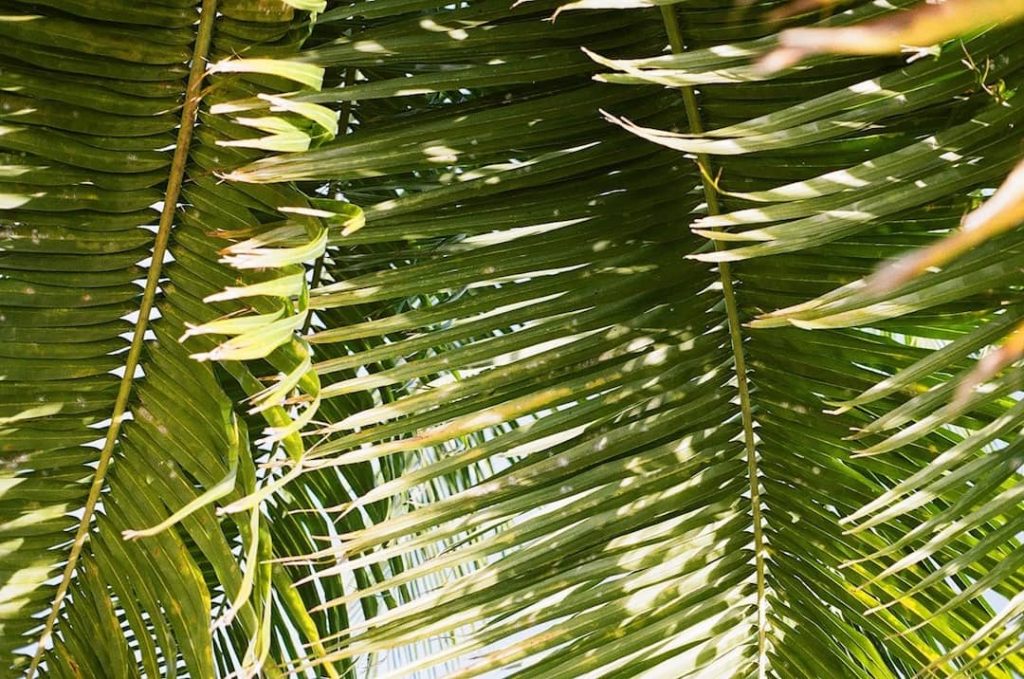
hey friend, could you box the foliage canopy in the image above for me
[3,0,1024,677]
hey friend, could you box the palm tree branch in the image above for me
[23,2,220,675]
[659,6,768,676]
[10,0,1022,675]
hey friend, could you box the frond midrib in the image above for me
[658,7,768,678]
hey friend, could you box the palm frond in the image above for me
[0,2,345,676]
[212,1,1024,676]
[6,0,1024,677]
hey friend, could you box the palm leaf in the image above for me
[1,2,346,676]
[5,0,1024,677]
[211,1,1024,677]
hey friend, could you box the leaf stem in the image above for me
[658,7,768,678]
[25,1,220,675]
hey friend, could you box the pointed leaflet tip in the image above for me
[581,46,615,69]
[687,249,741,263]
[597,108,619,125]
[822,405,851,416]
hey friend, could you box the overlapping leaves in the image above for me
[0,2,348,677]
[218,0,1024,677]
[5,0,1024,677]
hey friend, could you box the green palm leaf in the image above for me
[4,0,1024,677]
[1,2,342,676]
